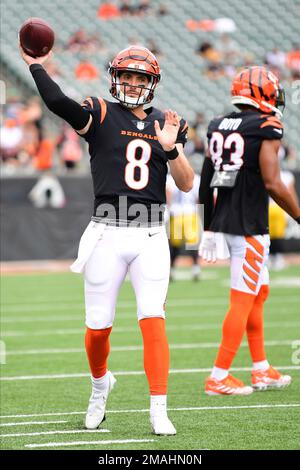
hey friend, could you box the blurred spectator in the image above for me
[32,138,55,171]
[0,118,23,165]
[147,39,162,59]
[190,112,206,137]
[19,96,43,143]
[97,2,121,20]
[216,34,241,66]
[286,44,300,73]
[265,47,286,71]
[187,17,236,33]
[157,3,168,16]
[57,125,83,171]
[197,41,225,79]
[67,29,105,54]
[135,0,151,16]
[44,59,63,81]
[75,61,99,80]
[120,0,135,15]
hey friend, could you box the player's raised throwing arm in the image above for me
[19,45,92,134]
[259,139,300,223]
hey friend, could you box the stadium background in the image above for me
[1,0,300,260]
[1,0,300,452]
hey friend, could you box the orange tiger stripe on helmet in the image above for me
[231,66,285,118]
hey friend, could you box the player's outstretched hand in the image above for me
[19,43,52,66]
[199,231,217,263]
[154,109,180,152]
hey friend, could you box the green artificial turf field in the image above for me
[1,265,300,450]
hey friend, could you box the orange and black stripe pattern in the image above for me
[242,236,265,293]
[231,66,280,115]
[259,114,283,129]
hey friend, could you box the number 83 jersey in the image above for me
[207,109,284,235]
[80,97,188,218]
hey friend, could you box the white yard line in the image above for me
[1,404,300,422]
[0,420,67,427]
[1,365,299,382]
[5,340,297,356]
[1,429,110,438]
[25,439,155,448]
[2,321,300,337]
[2,295,299,314]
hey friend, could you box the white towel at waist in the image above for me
[70,221,106,273]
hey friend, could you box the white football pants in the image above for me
[225,234,270,295]
[83,224,170,329]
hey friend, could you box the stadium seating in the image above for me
[1,0,299,160]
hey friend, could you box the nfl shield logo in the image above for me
[137,121,145,130]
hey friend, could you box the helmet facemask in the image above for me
[111,70,157,109]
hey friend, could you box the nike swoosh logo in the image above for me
[148,232,160,237]
[273,128,282,134]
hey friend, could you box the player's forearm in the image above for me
[29,64,90,130]
[266,181,300,221]
[168,152,194,192]
[199,157,214,230]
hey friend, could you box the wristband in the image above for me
[165,146,179,160]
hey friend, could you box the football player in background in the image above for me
[199,66,300,395]
[268,163,299,270]
[20,44,194,434]
[166,173,201,281]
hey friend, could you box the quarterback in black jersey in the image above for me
[199,66,300,396]
[21,44,194,435]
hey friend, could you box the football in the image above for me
[19,17,55,58]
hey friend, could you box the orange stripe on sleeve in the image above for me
[260,117,283,129]
[97,97,107,124]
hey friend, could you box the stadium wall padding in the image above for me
[1,175,300,261]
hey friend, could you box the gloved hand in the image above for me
[199,231,217,262]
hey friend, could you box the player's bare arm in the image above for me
[259,139,300,221]
[155,110,194,192]
[19,44,91,134]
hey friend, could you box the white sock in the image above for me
[252,360,270,371]
[91,372,108,392]
[211,367,229,381]
[150,395,167,417]
[192,265,201,276]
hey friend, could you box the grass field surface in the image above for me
[1,265,300,450]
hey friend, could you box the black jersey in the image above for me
[80,97,188,222]
[207,110,283,235]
